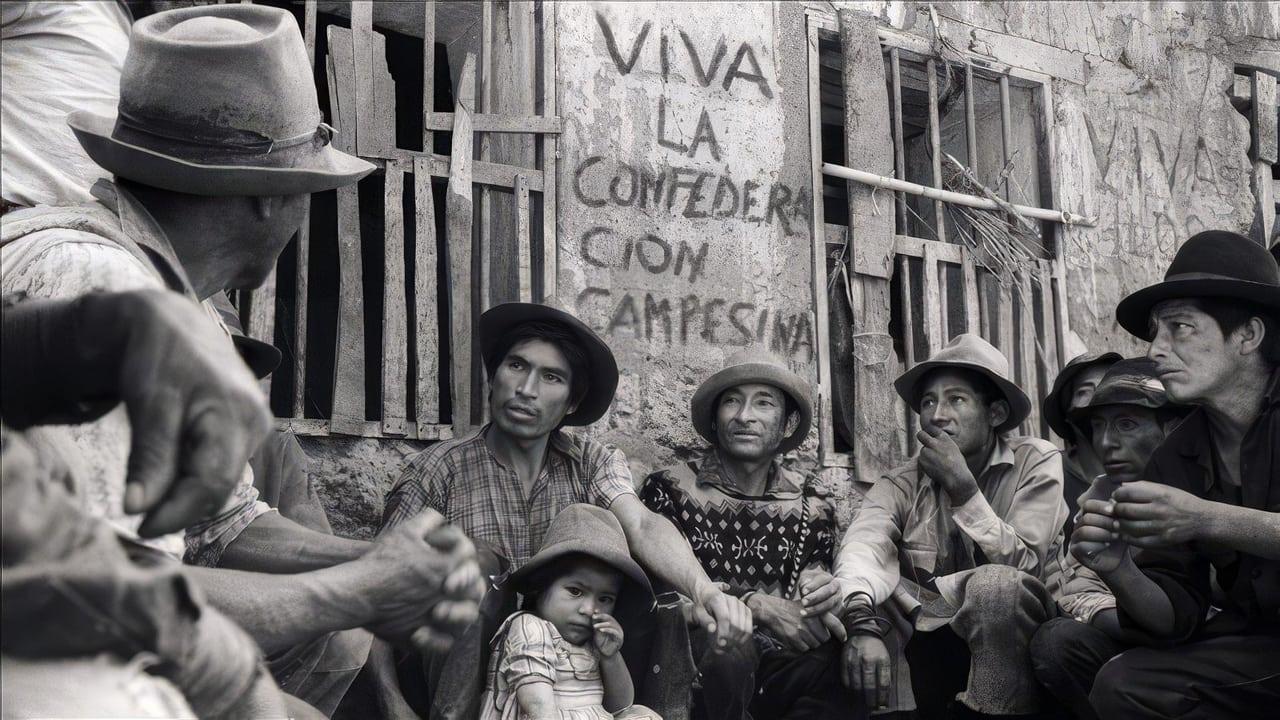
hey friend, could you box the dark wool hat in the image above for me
[478,302,618,426]
[1043,352,1122,443]
[1068,357,1189,431]
[1116,230,1280,340]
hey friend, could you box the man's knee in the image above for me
[1030,617,1085,687]
[964,565,1047,619]
[1089,648,1164,718]
[698,639,759,679]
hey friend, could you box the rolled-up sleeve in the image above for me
[183,472,273,567]
[1055,556,1118,624]
[584,442,636,509]
[951,448,1066,577]
[834,472,911,607]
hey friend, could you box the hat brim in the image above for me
[508,540,654,602]
[1042,352,1122,442]
[894,359,1031,434]
[479,303,618,426]
[1116,277,1280,340]
[69,111,375,197]
[690,362,813,455]
[232,335,283,380]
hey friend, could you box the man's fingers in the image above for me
[443,560,482,597]
[399,508,448,540]
[138,406,243,537]
[1079,499,1116,516]
[1112,502,1163,520]
[1116,519,1165,537]
[801,580,839,610]
[861,661,878,710]
[1111,482,1160,503]
[1076,512,1118,532]
[409,625,454,656]
[822,613,847,643]
[124,391,184,514]
[430,598,480,632]
[691,603,716,639]
[843,651,861,690]
[877,660,892,709]
[1072,524,1116,544]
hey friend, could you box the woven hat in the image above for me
[478,302,618,426]
[68,4,374,196]
[1068,357,1188,431]
[689,349,813,455]
[1043,351,1122,443]
[1116,230,1280,340]
[508,504,653,604]
[894,333,1031,433]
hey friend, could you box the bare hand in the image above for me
[842,634,892,711]
[1111,481,1207,548]
[798,568,842,618]
[1069,499,1128,574]
[916,427,978,504]
[751,593,825,653]
[692,589,753,654]
[591,612,625,657]
[99,291,272,538]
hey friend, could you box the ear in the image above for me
[988,398,1010,429]
[1235,316,1267,357]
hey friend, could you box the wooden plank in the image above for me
[541,1,558,302]
[926,58,946,244]
[277,417,454,441]
[327,26,367,435]
[422,0,435,152]
[1252,71,1278,164]
[999,75,1013,201]
[978,268,993,341]
[922,241,943,353]
[425,112,562,134]
[845,16,895,279]
[961,246,980,333]
[1036,261,1059,413]
[477,0,493,313]
[897,254,918,455]
[1017,269,1040,436]
[998,276,1014,363]
[515,174,532,302]
[965,64,978,168]
[382,161,408,436]
[890,49,907,234]
[292,195,310,417]
[351,1,375,156]
[413,156,441,430]
[808,15,835,463]
[386,152,545,191]
[303,0,317,67]
[1051,264,1070,368]
[446,53,477,434]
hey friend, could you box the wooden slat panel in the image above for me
[327,26,367,435]
[413,157,441,430]
[922,241,942,354]
[541,2,559,302]
[446,53,477,434]
[379,152,544,191]
[421,0,434,152]
[515,174,532,302]
[1017,269,1040,436]
[425,112,562,134]
[351,1,376,156]
[382,160,408,436]
[278,417,454,441]
[292,0,317,417]
[961,246,980,333]
[926,58,946,244]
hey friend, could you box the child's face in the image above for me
[534,561,622,646]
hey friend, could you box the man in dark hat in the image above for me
[1028,358,1188,720]
[640,349,854,720]
[0,4,484,714]
[1078,230,1280,717]
[833,334,1066,719]
[380,301,753,718]
[1043,351,1121,533]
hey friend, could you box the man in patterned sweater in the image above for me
[642,349,855,720]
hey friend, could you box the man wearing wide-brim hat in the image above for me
[381,301,753,719]
[1043,351,1121,533]
[1,4,485,716]
[640,349,857,720]
[1029,358,1189,720]
[833,334,1066,719]
[1081,230,1280,719]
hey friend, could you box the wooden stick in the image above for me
[421,0,435,153]
[515,174,532,302]
[382,160,408,436]
[922,241,943,352]
[541,1,558,302]
[413,157,440,430]
[926,58,946,244]
[890,48,907,234]
[445,54,477,434]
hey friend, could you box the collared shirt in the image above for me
[639,451,836,599]
[382,424,635,569]
[834,434,1067,614]
[1120,368,1280,641]
[0,181,272,564]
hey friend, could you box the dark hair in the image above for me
[518,553,622,611]
[1185,298,1280,367]
[484,320,591,408]
[916,367,1003,409]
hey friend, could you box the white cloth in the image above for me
[1,1,131,208]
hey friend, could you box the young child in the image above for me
[480,504,661,720]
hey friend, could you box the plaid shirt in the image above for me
[381,425,635,568]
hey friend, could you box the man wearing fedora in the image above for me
[1076,230,1280,718]
[1029,358,1189,720]
[833,334,1066,719]
[1043,351,1121,534]
[0,4,485,715]
[380,301,753,718]
[640,349,856,720]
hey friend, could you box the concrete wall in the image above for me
[306,1,1279,540]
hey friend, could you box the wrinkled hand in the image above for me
[691,589,753,654]
[592,612,624,658]
[1070,499,1128,574]
[1111,481,1207,548]
[99,290,272,538]
[751,593,825,653]
[798,568,843,618]
[842,634,892,712]
[362,509,485,654]
[916,426,978,504]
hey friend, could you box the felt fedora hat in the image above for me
[690,349,813,455]
[1043,351,1122,443]
[1116,230,1280,340]
[1068,357,1187,430]
[894,333,1031,434]
[67,4,374,197]
[509,504,653,603]
[478,302,619,426]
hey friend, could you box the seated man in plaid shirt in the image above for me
[376,302,753,719]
